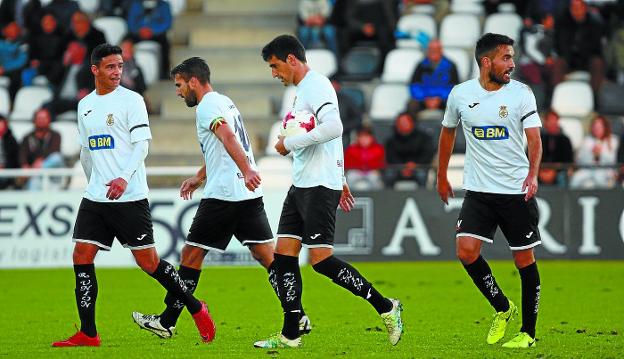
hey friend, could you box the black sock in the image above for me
[463,256,509,313]
[519,262,540,338]
[271,254,302,340]
[313,256,393,315]
[268,260,306,319]
[159,266,201,328]
[74,264,98,337]
[149,260,201,314]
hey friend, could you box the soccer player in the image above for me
[52,44,215,347]
[131,57,312,338]
[254,35,403,349]
[437,33,542,349]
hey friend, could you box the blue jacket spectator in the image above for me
[409,39,458,110]
[127,0,172,79]
[0,21,28,99]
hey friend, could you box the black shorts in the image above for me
[73,198,155,251]
[185,197,273,253]
[277,185,341,248]
[456,191,541,251]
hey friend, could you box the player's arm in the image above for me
[179,164,206,200]
[523,127,542,201]
[212,119,261,192]
[437,127,456,205]
[80,147,92,181]
[282,105,342,152]
[106,139,149,200]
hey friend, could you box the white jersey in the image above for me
[196,91,262,201]
[285,70,344,190]
[442,79,541,194]
[77,86,152,202]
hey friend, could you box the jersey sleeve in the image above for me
[520,86,541,129]
[197,101,226,133]
[127,95,152,143]
[441,86,460,128]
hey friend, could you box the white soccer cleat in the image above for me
[380,298,404,345]
[299,315,312,335]
[254,333,302,349]
[132,312,175,339]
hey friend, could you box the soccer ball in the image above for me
[280,111,317,137]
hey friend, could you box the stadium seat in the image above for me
[68,159,88,190]
[551,81,594,118]
[135,50,160,86]
[51,121,81,158]
[265,121,282,155]
[599,82,624,115]
[92,16,128,45]
[381,48,424,84]
[32,75,49,86]
[444,47,471,82]
[483,13,523,41]
[256,156,293,189]
[306,49,338,78]
[409,4,435,15]
[79,0,99,14]
[56,111,77,122]
[0,87,9,115]
[135,40,162,57]
[369,84,410,121]
[396,14,437,49]
[449,0,484,15]
[9,121,32,142]
[340,47,381,81]
[10,86,53,121]
[558,117,585,150]
[607,115,624,137]
[0,76,9,88]
[167,0,186,16]
[440,14,481,49]
[565,71,590,82]
[340,85,366,112]
[498,3,516,12]
[279,86,296,119]
[447,153,465,189]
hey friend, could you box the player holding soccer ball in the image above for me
[254,35,403,349]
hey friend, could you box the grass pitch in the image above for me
[0,261,622,358]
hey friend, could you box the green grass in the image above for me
[0,261,622,358]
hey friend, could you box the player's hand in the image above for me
[436,176,454,205]
[275,135,290,156]
[105,177,128,200]
[243,168,261,192]
[522,174,538,201]
[339,183,355,212]
[179,175,203,200]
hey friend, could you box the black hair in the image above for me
[261,34,306,63]
[170,57,211,84]
[91,43,122,66]
[475,33,514,68]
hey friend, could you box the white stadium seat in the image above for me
[450,0,484,15]
[135,50,160,86]
[9,121,32,143]
[444,47,471,82]
[369,84,410,121]
[10,86,53,121]
[483,13,523,41]
[306,49,337,78]
[381,48,424,83]
[78,0,99,14]
[0,76,9,88]
[440,14,481,49]
[166,0,186,16]
[551,81,594,118]
[448,153,465,189]
[559,117,585,151]
[409,4,435,15]
[396,14,437,48]
[0,87,9,115]
[92,16,128,45]
[51,121,81,158]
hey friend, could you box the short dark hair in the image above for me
[91,43,122,66]
[261,35,306,63]
[170,57,211,84]
[475,33,514,68]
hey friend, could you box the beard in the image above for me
[489,69,511,85]
[184,91,198,107]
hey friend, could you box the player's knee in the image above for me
[72,243,97,264]
[249,244,274,269]
[135,256,159,274]
[456,245,479,264]
[179,245,207,269]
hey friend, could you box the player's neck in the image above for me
[195,83,213,103]
[95,83,117,96]
[478,75,504,92]
[293,65,310,86]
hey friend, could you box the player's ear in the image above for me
[90,64,98,76]
[286,54,297,66]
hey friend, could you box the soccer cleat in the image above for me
[132,312,175,339]
[502,332,536,348]
[52,330,101,347]
[299,315,312,335]
[253,333,302,349]
[487,300,518,344]
[191,301,216,342]
[380,298,403,345]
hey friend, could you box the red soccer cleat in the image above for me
[192,301,216,343]
[52,330,101,347]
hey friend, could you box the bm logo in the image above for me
[88,135,115,150]
[472,126,508,140]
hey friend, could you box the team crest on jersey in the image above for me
[498,106,508,118]
[106,114,114,126]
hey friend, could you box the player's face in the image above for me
[92,54,123,89]
[267,55,294,86]
[174,73,198,107]
[488,45,515,85]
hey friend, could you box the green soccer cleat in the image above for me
[502,332,536,348]
[253,333,301,349]
[380,298,403,345]
[486,300,517,344]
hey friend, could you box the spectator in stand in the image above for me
[127,0,172,79]
[27,11,67,88]
[409,39,459,113]
[539,110,574,187]
[0,0,44,36]
[553,0,605,107]
[98,0,133,17]
[384,111,435,188]
[618,128,624,183]
[0,114,20,189]
[66,11,106,60]
[18,107,64,190]
[297,0,339,57]
[331,79,363,149]
[43,0,79,34]
[119,35,147,95]
[344,126,385,190]
[401,1,449,23]
[570,115,619,189]
[0,21,27,100]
